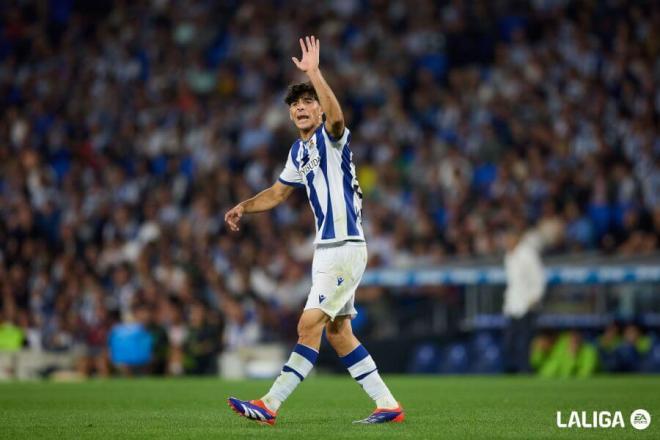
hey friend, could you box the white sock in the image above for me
[262,343,318,412]
[341,344,398,408]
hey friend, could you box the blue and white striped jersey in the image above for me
[278,124,364,245]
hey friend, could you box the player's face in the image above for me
[289,94,322,132]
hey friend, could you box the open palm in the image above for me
[292,36,319,73]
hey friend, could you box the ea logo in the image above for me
[630,409,651,431]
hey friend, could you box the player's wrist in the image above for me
[305,67,321,76]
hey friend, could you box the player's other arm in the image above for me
[292,35,345,139]
[224,181,294,232]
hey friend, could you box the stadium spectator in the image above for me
[0,309,24,352]
[534,331,598,378]
[221,296,262,352]
[598,322,622,372]
[141,303,169,376]
[164,299,188,376]
[529,332,555,374]
[183,302,220,375]
[616,323,652,372]
[108,306,154,376]
[76,305,111,378]
[598,321,653,373]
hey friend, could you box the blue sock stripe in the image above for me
[355,368,378,381]
[341,344,369,368]
[294,344,319,364]
[282,365,305,382]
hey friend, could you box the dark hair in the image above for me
[284,82,319,105]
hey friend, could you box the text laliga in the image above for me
[556,411,625,428]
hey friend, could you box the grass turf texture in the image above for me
[1,376,659,439]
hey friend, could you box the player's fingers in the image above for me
[292,57,300,66]
[299,38,306,54]
[306,36,312,52]
[316,38,320,52]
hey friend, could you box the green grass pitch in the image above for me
[1,375,659,439]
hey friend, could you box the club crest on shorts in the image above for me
[319,294,326,303]
[337,277,344,286]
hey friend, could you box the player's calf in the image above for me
[327,318,402,415]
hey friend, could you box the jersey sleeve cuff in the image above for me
[323,124,350,146]
[278,177,304,188]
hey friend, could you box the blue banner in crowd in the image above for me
[361,265,660,287]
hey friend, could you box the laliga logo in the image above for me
[556,409,651,430]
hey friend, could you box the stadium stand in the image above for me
[0,0,658,377]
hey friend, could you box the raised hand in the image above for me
[292,35,320,73]
[224,204,244,232]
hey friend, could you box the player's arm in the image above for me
[224,181,294,232]
[292,35,345,139]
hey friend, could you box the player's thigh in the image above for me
[297,307,330,336]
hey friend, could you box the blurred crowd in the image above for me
[530,322,660,377]
[406,321,660,375]
[0,0,659,374]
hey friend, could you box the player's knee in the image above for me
[297,320,323,341]
[325,320,351,346]
[325,329,345,346]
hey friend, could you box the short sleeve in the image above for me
[278,148,304,188]
[322,124,350,149]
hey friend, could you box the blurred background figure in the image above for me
[0,308,24,352]
[164,300,188,376]
[76,306,110,378]
[142,303,169,376]
[183,302,219,375]
[597,322,622,373]
[616,322,652,373]
[502,225,546,373]
[222,297,262,352]
[533,330,598,378]
[108,304,153,376]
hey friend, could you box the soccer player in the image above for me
[225,36,403,425]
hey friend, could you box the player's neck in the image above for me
[299,123,321,141]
